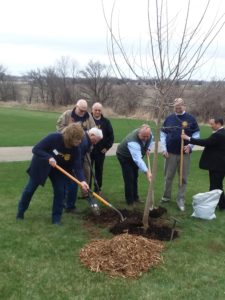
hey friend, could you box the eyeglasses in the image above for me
[78,107,87,113]
[94,109,101,112]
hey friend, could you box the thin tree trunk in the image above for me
[143,97,164,230]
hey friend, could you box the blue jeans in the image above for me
[65,181,78,209]
[17,170,72,223]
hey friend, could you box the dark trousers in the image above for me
[209,170,225,209]
[117,154,139,205]
[90,151,105,192]
[65,181,78,209]
[17,171,72,223]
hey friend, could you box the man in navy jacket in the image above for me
[91,102,114,193]
[160,98,200,211]
[65,127,103,212]
[182,117,225,210]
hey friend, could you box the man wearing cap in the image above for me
[56,99,96,196]
[160,98,200,211]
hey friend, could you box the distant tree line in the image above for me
[1,58,225,121]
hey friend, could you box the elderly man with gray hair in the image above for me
[56,99,96,132]
[65,127,103,213]
[56,99,96,197]
[91,102,114,194]
[116,125,153,208]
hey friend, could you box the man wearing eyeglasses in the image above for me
[56,99,95,132]
[56,99,96,198]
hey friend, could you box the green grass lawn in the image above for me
[0,107,151,146]
[0,107,211,147]
[1,106,224,299]
[1,153,225,299]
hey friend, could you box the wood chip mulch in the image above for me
[79,233,164,278]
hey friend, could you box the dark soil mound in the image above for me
[83,206,178,241]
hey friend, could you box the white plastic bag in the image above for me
[192,189,223,220]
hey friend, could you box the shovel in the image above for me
[147,154,154,210]
[146,155,165,218]
[55,164,125,222]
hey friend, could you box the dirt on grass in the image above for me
[82,206,178,241]
[80,206,179,278]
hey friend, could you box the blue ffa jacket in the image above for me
[161,113,199,154]
[27,133,85,186]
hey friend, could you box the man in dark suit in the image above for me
[182,117,225,210]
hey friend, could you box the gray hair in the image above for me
[76,99,88,109]
[92,102,103,110]
[88,127,103,139]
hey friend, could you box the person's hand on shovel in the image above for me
[184,144,191,154]
[181,133,190,141]
[146,170,152,182]
[80,181,89,194]
[146,150,152,182]
[49,158,89,193]
[181,133,191,152]
[49,157,57,167]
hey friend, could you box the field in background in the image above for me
[0,106,211,147]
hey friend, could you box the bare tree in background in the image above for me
[56,56,79,105]
[42,67,60,105]
[103,0,225,229]
[26,69,46,103]
[113,82,145,115]
[190,80,225,121]
[26,58,80,105]
[80,60,113,105]
[0,64,18,101]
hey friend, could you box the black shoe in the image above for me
[65,207,81,214]
[52,222,63,226]
[135,198,144,204]
[16,212,24,220]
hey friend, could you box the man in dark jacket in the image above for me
[182,117,225,210]
[160,98,200,211]
[90,102,114,193]
[16,123,89,225]
[65,127,103,212]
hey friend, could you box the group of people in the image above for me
[115,97,225,212]
[160,97,225,212]
[16,97,225,225]
[16,99,114,225]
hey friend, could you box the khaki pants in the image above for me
[162,153,190,203]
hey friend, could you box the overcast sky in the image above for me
[1,0,225,80]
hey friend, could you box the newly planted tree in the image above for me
[103,0,225,229]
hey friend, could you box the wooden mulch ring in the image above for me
[79,233,164,278]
